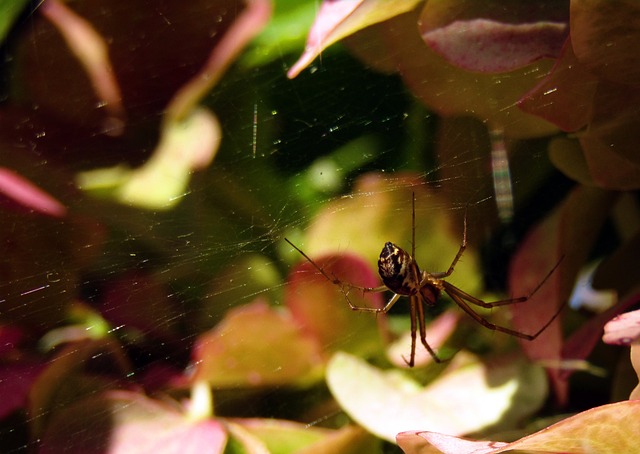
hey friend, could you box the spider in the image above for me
[285,194,565,367]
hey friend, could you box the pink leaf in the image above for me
[603,308,640,346]
[286,253,384,357]
[397,431,507,454]
[40,391,227,454]
[0,167,67,217]
[422,19,567,73]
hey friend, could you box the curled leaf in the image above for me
[602,309,640,346]
[398,400,640,454]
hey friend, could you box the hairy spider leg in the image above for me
[400,200,467,366]
[442,255,563,310]
[440,254,565,340]
[429,208,467,280]
[284,238,390,313]
[405,292,441,367]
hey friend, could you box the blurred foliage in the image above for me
[1,0,639,453]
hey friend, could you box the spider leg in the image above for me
[285,238,342,285]
[416,295,441,363]
[285,238,387,292]
[446,290,536,339]
[441,255,564,309]
[401,295,441,366]
[443,281,527,308]
[431,209,467,279]
[405,296,418,367]
[446,288,565,341]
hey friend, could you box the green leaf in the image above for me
[288,0,423,78]
[326,352,547,442]
[192,300,323,388]
[77,108,221,209]
[228,418,379,454]
[0,0,30,44]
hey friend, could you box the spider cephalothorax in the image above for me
[378,242,420,296]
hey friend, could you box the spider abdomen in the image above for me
[378,242,421,296]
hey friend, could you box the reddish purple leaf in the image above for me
[286,253,384,357]
[0,362,44,419]
[100,272,179,341]
[518,37,598,132]
[509,186,614,402]
[422,19,567,73]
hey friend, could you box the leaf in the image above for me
[571,0,640,87]
[16,0,267,131]
[509,185,614,402]
[630,345,640,400]
[421,19,567,73]
[397,431,505,454]
[520,32,640,185]
[240,1,318,68]
[98,272,180,342]
[381,8,558,138]
[164,0,272,121]
[0,212,104,329]
[518,38,597,132]
[287,0,423,78]
[303,174,480,295]
[0,167,67,217]
[523,47,640,190]
[41,0,125,133]
[229,418,379,454]
[582,81,640,168]
[191,299,323,387]
[580,136,640,190]
[0,0,30,44]
[561,292,639,381]
[548,138,595,186]
[77,108,222,209]
[29,338,132,437]
[602,309,640,346]
[40,391,228,454]
[285,253,384,357]
[386,311,461,368]
[0,361,44,420]
[326,352,547,443]
[397,400,640,454]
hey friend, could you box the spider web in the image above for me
[0,3,570,452]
